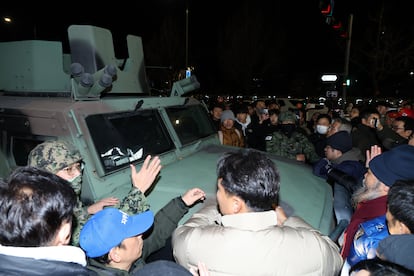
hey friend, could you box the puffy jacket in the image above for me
[347,215,389,267]
[172,199,343,276]
[0,245,96,276]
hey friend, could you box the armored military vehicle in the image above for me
[0,25,335,235]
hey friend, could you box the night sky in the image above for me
[1,0,412,97]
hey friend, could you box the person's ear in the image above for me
[398,221,411,234]
[54,221,72,246]
[232,196,243,214]
[108,247,121,263]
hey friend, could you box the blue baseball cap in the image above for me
[80,208,154,258]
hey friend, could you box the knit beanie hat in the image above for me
[28,140,82,174]
[221,110,236,122]
[369,144,414,186]
[326,131,352,153]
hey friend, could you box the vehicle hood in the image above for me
[148,144,333,235]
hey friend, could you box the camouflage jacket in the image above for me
[266,131,320,164]
[71,187,149,246]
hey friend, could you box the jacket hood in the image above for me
[332,147,364,164]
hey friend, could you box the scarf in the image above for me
[220,126,244,147]
[341,195,388,259]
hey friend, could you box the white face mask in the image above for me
[316,125,329,135]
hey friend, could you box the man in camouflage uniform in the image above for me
[266,111,319,164]
[28,140,161,246]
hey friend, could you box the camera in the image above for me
[261,108,269,115]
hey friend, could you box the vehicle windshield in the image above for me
[86,109,173,174]
[86,104,215,174]
[165,104,216,145]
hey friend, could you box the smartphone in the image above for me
[372,118,379,128]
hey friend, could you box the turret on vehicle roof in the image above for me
[0,24,199,99]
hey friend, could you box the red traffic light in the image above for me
[320,0,334,16]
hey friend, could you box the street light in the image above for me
[342,14,353,108]
[3,16,12,24]
[185,4,189,69]
[321,74,338,82]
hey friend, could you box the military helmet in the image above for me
[279,111,298,123]
[28,140,82,174]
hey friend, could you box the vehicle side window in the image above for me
[1,134,46,167]
[165,104,216,145]
[12,137,44,166]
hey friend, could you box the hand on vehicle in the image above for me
[87,197,119,214]
[296,153,305,162]
[130,155,162,194]
[181,188,206,206]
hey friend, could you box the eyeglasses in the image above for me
[62,162,84,176]
[391,125,405,131]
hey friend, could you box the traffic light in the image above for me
[332,20,342,30]
[341,78,351,87]
[320,0,334,17]
[319,0,349,40]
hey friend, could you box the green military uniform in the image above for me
[86,197,189,275]
[266,111,319,164]
[28,140,150,246]
[71,187,149,246]
[266,131,320,164]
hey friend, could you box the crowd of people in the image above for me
[209,98,414,157]
[0,97,414,275]
[207,98,414,275]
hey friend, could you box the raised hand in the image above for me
[365,145,382,168]
[130,155,162,194]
